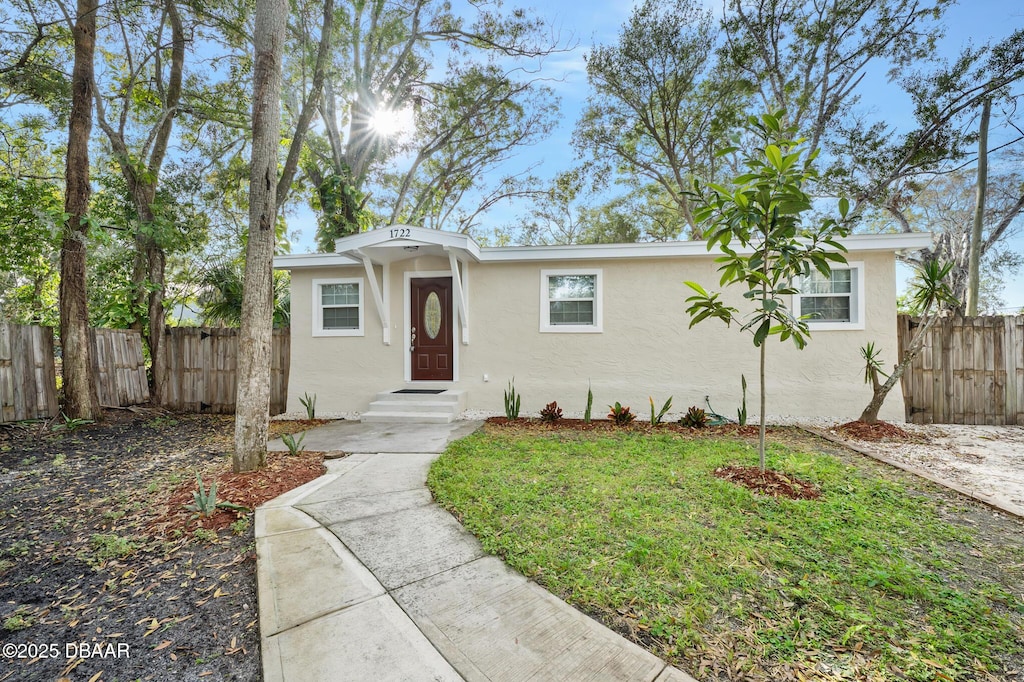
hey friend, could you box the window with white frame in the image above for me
[312,278,364,336]
[792,262,865,330]
[540,269,602,332]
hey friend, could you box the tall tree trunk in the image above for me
[97,0,184,405]
[59,0,100,421]
[128,189,167,404]
[147,242,167,403]
[233,0,286,472]
[966,97,990,316]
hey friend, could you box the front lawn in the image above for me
[427,427,1024,681]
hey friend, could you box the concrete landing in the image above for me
[257,420,699,682]
[266,419,480,454]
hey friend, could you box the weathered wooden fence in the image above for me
[0,323,59,422]
[162,327,289,415]
[91,328,150,407]
[899,314,1024,425]
[1,324,286,422]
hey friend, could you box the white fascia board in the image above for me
[479,241,710,262]
[838,232,935,252]
[273,253,361,270]
[478,232,934,262]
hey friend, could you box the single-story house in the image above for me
[273,226,932,422]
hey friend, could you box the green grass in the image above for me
[428,430,1024,681]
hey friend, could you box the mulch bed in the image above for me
[486,416,763,437]
[0,409,327,682]
[836,420,913,441]
[713,465,821,500]
[154,452,326,533]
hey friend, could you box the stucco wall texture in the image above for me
[286,249,903,421]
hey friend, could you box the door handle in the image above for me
[410,326,416,352]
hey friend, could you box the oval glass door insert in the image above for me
[424,292,442,339]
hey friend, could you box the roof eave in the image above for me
[274,232,934,269]
[478,233,934,262]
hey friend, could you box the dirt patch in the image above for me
[0,410,326,682]
[268,419,329,440]
[713,465,821,500]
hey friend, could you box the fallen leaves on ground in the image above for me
[713,465,821,500]
[153,450,326,533]
[0,409,327,682]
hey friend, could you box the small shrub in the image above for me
[504,379,521,419]
[584,382,594,424]
[649,396,673,426]
[539,401,562,422]
[52,412,94,433]
[737,374,748,426]
[680,406,708,428]
[185,474,218,518]
[281,432,306,455]
[608,402,635,425]
[299,392,317,419]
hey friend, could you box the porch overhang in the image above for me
[274,225,479,346]
[341,226,476,347]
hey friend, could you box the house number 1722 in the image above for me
[390,228,411,238]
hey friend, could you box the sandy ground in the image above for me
[823,423,1024,518]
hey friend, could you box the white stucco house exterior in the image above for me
[273,226,932,422]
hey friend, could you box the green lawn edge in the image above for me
[427,428,1024,681]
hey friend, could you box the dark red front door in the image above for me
[411,277,453,381]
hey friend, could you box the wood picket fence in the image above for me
[898,314,1024,425]
[162,327,290,415]
[0,323,59,422]
[91,328,150,408]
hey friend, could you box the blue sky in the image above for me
[289,0,1024,310]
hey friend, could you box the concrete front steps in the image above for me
[360,388,467,424]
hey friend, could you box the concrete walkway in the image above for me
[258,420,697,682]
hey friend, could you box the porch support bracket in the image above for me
[445,247,469,344]
[354,249,390,345]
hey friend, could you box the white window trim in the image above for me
[792,261,865,331]
[312,277,364,337]
[540,268,603,333]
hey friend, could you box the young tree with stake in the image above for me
[684,112,853,471]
